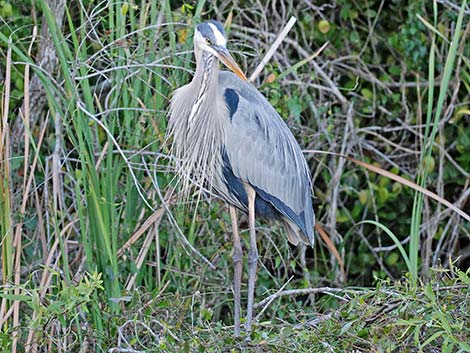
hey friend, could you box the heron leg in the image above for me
[245,186,258,334]
[230,205,242,337]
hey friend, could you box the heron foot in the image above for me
[230,206,243,338]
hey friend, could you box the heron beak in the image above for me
[215,47,248,81]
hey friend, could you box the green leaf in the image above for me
[318,20,331,34]
[424,283,435,302]
[386,252,399,266]
[358,190,369,205]
[355,220,411,272]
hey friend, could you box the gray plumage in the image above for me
[167,20,315,336]
[168,21,314,245]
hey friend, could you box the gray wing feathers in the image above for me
[220,72,312,217]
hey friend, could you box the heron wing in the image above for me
[219,72,315,241]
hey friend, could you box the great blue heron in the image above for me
[168,20,314,336]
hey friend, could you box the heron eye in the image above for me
[206,38,213,45]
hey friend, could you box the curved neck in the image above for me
[188,50,219,124]
[193,49,219,87]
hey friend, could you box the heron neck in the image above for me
[193,50,219,93]
[187,51,219,125]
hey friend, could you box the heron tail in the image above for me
[283,219,312,246]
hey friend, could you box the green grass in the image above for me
[7,266,468,352]
[1,0,469,351]
[409,0,467,282]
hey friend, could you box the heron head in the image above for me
[194,20,247,81]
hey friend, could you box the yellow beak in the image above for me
[215,47,248,81]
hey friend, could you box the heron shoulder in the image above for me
[220,73,312,203]
[218,71,264,104]
[217,71,315,244]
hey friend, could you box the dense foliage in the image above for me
[0,0,469,351]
